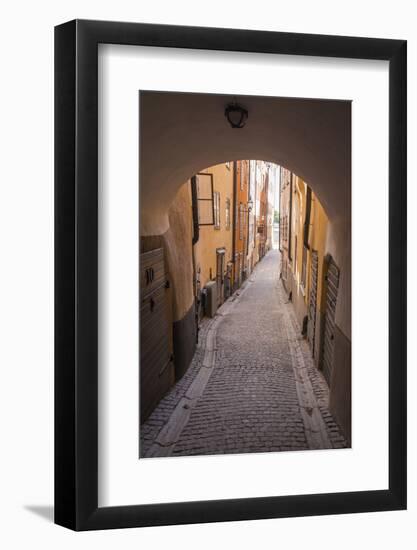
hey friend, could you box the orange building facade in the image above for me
[234,160,250,289]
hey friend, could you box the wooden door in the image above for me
[320,256,340,386]
[307,250,318,357]
[140,248,174,423]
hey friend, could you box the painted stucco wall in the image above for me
[280,173,348,348]
[141,182,196,380]
[290,176,307,326]
[310,196,329,311]
[279,171,351,439]
[247,161,257,273]
[234,160,249,284]
[194,163,234,291]
[141,182,195,324]
[279,167,292,286]
[288,177,331,334]
[165,183,195,322]
[253,160,268,265]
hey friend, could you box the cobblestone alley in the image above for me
[141,250,347,458]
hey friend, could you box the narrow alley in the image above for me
[141,249,347,457]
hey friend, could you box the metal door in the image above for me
[307,250,318,357]
[224,262,233,299]
[239,252,244,284]
[320,256,340,386]
[234,252,240,290]
[216,249,225,305]
[140,248,174,423]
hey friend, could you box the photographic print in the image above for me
[139,91,351,458]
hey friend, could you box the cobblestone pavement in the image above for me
[140,250,347,458]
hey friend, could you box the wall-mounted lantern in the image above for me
[225,102,248,128]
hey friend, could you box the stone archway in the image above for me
[140,91,350,235]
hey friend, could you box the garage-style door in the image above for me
[320,256,340,386]
[140,248,174,423]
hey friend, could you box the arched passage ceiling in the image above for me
[140,91,351,236]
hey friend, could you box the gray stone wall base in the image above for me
[173,303,196,380]
[329,326,352,445]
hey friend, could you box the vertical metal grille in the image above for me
[307,250,318,357]
[320,257,340,386]
[216,249,225,306]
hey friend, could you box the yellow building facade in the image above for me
[234,160,250,289]
[280,168,330,368]
[193,163,234,311]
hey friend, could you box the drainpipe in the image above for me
[278,167,282,253]
[265,169,269,252]
[246,204,250,261]
[232,161,237,287]
[244,163,250,274]
[303,185,312,248]
[190,176,200,342]
[246,164,250,263]
[288,172,293,262]
[254,162,258,261]
[191,176,199,245]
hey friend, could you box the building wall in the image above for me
[234,160,249,287]
[252,161,266,264]
[259,164,267,260]
[140,160,275,391]
[266,164,276,252]
[310,192,330,328]
[247,161,257,274]
[279,167,292,289]
[289,175,308,327]
[194,163,234,297]
[141,181,196,381]
[166,183,195,322]
[140,91,351,348]
[279,167,351,443]
[280,169,331,336]
[140,162,235,389]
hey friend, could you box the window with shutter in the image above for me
[194,173,215,226]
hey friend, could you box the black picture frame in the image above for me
[55,19,407,531]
